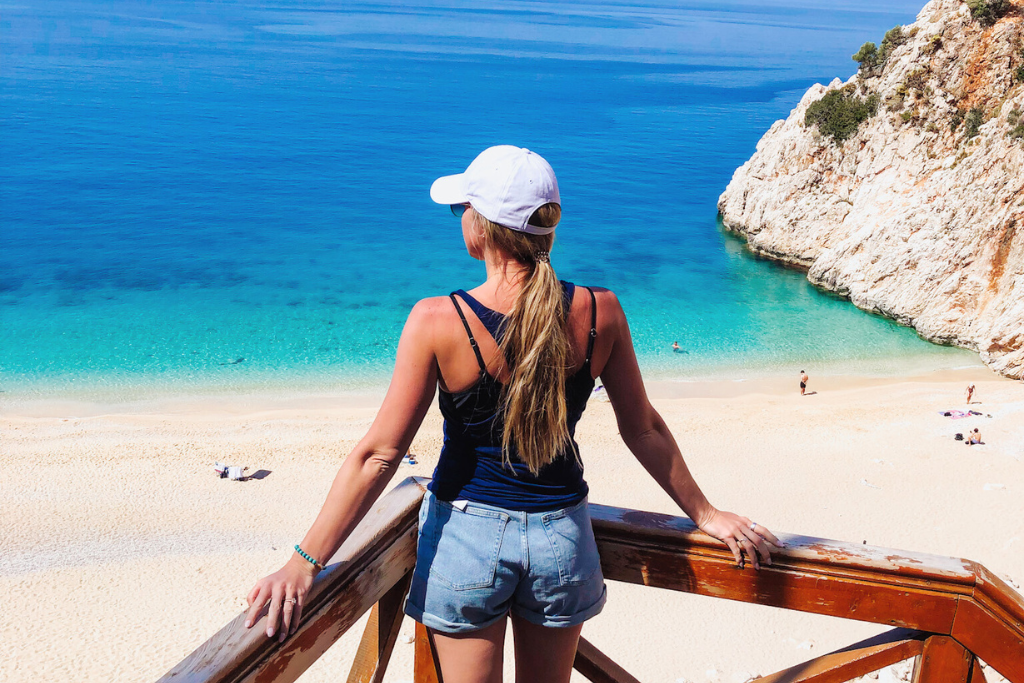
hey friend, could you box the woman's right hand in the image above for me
[244,556,318,642]
[698,508,784,570]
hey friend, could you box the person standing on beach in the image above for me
[243,146,782,682]
[800,370,809,396]
[966,384,975,405]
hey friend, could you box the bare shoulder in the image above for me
[404,296,457,336]
[580,286,637,383]
[585,286,620,303]
[584,286,626,325]
[409,295,455,318]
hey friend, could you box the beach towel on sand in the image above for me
[939,410,971,419]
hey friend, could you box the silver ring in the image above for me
[283,598,297,605]
[736,537,748,544]
[750,522,758,531]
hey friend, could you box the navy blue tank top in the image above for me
[428,281,597,512]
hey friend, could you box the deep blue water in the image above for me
[0,0,978,399]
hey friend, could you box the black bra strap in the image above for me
[450,293,487,373]
[584,287,597,364]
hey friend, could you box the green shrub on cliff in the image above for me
[922,35,943,55]
[966,0,1009,26]
[879,27,907,63]
[1008,109,1024,139]
[963,107,985,138]
[903,69,928,93]
[950,109,965,131]
[805,87,880,143]
[854,26,908,75]
[853,42,879,71]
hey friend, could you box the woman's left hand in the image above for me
[699,509,784,569]
[244,556,317,642]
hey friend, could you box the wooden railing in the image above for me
[160,477,1024,683]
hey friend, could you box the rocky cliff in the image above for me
[718,0,1024,378]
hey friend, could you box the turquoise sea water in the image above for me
[0,1,978,400]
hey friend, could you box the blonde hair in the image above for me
[475,204,569,475]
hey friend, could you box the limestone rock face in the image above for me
[718,0,1024,378]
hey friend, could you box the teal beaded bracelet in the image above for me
[294,544,324,573]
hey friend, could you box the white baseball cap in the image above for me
[430,145,560,235]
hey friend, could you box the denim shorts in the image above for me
[404,490,607,634]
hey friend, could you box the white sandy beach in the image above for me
[2,368,1021,683]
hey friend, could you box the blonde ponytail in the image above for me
[476,204,570,475]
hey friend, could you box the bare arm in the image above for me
[245,298,441,640]
[598,291,782,568]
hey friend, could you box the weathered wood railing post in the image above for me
[573,637,642,683]
[414,622,444,683]
[345,571,413,683]
[911,636,976,683]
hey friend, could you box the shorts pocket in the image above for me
[541,499,601,587]
[417,496,508,591]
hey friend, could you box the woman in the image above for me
[244,146,782,683]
